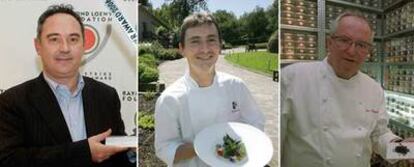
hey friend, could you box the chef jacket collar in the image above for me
[322,57,361,85]
[184,70,218,89]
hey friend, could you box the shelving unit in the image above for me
[383,28,414,39]
[383,0,406,12]
[280,0,383,65]
[326,0,383,13]
[280,59,318,67]
[280,24,319,32]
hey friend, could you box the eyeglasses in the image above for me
[330,35,373,54]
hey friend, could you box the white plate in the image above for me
[105,136,137,148]
[194,122,273,167]
[387,142,414,159]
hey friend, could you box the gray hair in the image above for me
[329,10,374,42]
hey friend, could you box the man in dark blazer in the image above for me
[0,4,135,167]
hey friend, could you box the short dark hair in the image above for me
[36,4,84,40]
[179,12,222,47]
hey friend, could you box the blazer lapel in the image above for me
[31,74,72,143]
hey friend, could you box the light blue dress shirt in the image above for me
[44,73,87,142]
[44,73,136,163]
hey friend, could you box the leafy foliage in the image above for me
[239,6,271,44]
[267,30,278,53]
[266,0,278,33]
[139,0,152,7]
[157,49,181,60]
[143,91,157,101]
[139,62,159,83]
[216,134,246,162]
[151,1,277,47]
[153,0,208,28]
[139,42,181,60]
[213,10,240,45]
[138,41,182,84]
[139,41,163,55]
[138,112,155,130]
[140,53,158,68]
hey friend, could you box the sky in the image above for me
[149,0,274,18]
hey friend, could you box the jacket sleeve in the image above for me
[109,87,126,136]
[238,81,265,131]
[280,67,292,157]
[106,87,136,167]
[0,95,92,167]
[154,94,184,166]
[371,89,400,163]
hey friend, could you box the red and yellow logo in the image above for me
[84,25,100,54]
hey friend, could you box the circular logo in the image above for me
[84,25,100,54]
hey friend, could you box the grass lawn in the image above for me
[225,51,278,75]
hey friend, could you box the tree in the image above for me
[267,30,278,53]
[139,0,152,8]
[153,4,180,28]
[153,0,209,29]
[239,6,271,43]
[266,0,278,33]
[168,0,209,26]
[213,10,240,45]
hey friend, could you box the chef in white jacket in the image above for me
[281,11,401,167]
[154,12,265,167]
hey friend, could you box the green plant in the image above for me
[139,63,159,83]
[138,112,155,130]
[156,49,181,60]
[138,42,153,55]
[138,41,164,56]
[138,42,181,60]
[155,26,168,37]
[139,53,158,67]
[267,31,278,53]
[143,91,157,101]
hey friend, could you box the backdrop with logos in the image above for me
[0,0,137,135]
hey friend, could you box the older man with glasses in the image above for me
[281,10,404,167]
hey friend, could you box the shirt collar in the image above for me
[184,70,217,89]
[322,57,360,83]
[43,73,85,97]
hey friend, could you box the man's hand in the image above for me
[88,129,129,163]
[129,147,137,153]
[174,142,197,164]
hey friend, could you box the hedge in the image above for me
[139,62,159,84]
[139,41,181,60]
[138,112,154,130]
[267,31,278,53]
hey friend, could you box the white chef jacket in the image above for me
[155,71,265,167]
[281,58,399,167]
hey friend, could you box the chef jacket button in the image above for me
[322,99,327,103]
[323,127,328,131]
[323,75,327,79]
[359,102,363,105]
[357,127,362,131]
